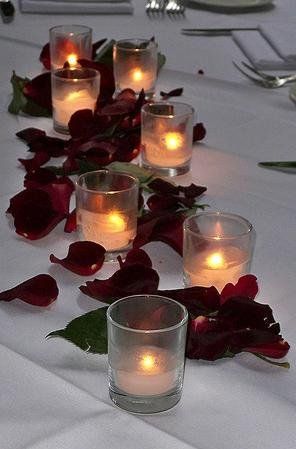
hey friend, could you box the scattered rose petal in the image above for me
[193,123,206,142]
[80,264,159,302]
[19,151,50,172]
[16,127,46,144]
[220,275,258,304]
[0,274,58,307]
[23,72,52,112]
[39,43,51,70]
[244,340,290,359]
[28,135,66,158]
[117,249,153,269]
[198,69,204,75]
[24,168,57,189]
[39,177,74,215]
[50,241,106,275]
[160,88,183,100]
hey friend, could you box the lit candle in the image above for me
[67,53,78,67]
[126,67,155,92]
[115,346,176,396]
[52,88,97,130]
[77,209,135,251]
[184,246,249,292]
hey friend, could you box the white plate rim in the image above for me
[187,0,273,10]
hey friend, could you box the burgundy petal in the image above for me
[68,109,98,139]
[39,43,51,70]
[24,168,57,189]
[160,88,183,100]
[0,274,58,307]
[220,275,258,304]
[64,209,77,233]
[134,212,185,255]
[117,249,153,269]
[178,183,207,199]
[19,151,50,172]
[28,135,66,158]
[157,285,220,317]
[78,59,115,100]
[148,178,179,196]
[244,340,290,359]
[50,241,105,275]
[80,264,159,303]
[116,88,137,101]
[16,127,46,144]
[193,123,206,142]
[7,189,65,240]
[23,72,52,112]
[40,177,74,215]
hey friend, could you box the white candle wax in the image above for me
[184,246,249,292]
[53,88,97,128]
[115,346,177,396]
[77,209,135,251]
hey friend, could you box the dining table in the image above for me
[0,1,296,449]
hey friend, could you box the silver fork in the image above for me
[241,61,296,82]
[146,0,165,13]
[233,61,296,88]
[165,0,185,14]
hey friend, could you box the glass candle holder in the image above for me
[107,294,188,414]
[76,170,139,260]
[49,25,92,70]
[52,67,100,134]
[113,39,158,98]
[141,102,194,176]
[183,212,255,292]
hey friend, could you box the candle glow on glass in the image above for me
[67,53,78,66]
[206,251,227,269]
[53,88,97,130]
[132,68,144,82]
[163,132,184,151]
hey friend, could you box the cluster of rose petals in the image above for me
[0,274,58,307]
[80,250,289,361]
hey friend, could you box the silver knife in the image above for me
[182,27,258,36]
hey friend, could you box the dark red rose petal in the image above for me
[64,209,77,233]
[117,249,153,269]
[50,241,106,276]
[16,128,46,144]
[39,43,51,70]
[23,72,52,112]
[116,89,137,102]
[68,109,98,139]
[133,212,185,255]
[0,274,58,307]
[19,151,50,172]
[78,59,115,100]
[40,177,74,215]
[193,123,206,142]
[80,264,159,303]
[28,135,66,158]
[160,88,183,100]
[158,285,220,317]
[244,339,290,359]
[178,183,207,199]
[220,275,258,304]
[147,195,180,213]
[7,189,66,240]
[148,178,179,196]
[24,168,57,189]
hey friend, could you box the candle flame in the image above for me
[163,132,183,151]
[67,53,78,67]
[206,252,226,269]
[108,212,126,232]
[66,91,82,101]
[132,68,143,82]
[140,353,157,371]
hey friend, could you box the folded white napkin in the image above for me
[232,25,296,70]
[20,0,134,14]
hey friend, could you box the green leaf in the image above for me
[157,52,166,73]
[8,71,29,115]
[47,307,108,354]
[258,161,296,173]
[107,161,156,185]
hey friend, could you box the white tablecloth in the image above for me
[0,2,296,449]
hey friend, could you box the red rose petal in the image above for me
[133,212,185,255]
[50,241,105,276]
[28,135,66,158]
[244,339,290,359]
[68,109,98,139]
[39,43,51,70]
[80,264,159,303]
[23,72,52,112]
[117,249,153,269]
[64,209,77,233]
[78,59,115,100]
[0,274,58,307]
[40,177,74,215]
[193,123,206,142]
[160,88,183,100]
[16,127,46,144]
[220,274,258,304]
[24,168,57,189]
[19,151,50,172]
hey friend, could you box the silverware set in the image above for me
[146,0,185,15]
[233,61,296,88]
